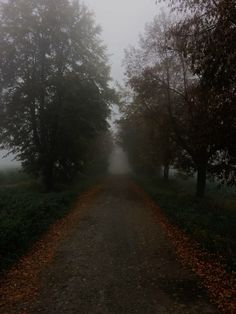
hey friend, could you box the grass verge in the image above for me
[133,174,236,271]
[0,169,100,272]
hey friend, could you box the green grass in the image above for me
[133,174,236,270]
[0,169,99,272]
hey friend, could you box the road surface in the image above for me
[29,176,217,313]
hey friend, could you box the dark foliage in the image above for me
[0,0,114,189]
[120,1,236,197]
[0,186,76,271]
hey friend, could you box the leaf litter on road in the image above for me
[0,184,102,314]
[131,182,236,314]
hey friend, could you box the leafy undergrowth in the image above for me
[131,180,236,314]
[133,175,236,271]
[0,184,102,313]
[0,171,101,272]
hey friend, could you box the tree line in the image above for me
[0,0,115,190]
[119,0,236,197]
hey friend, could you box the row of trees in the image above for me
[119,0,236,197]
[0,0,114,190]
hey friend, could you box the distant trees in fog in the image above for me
[119,0,236,197]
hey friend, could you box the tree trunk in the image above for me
[163,164,169,180]
[43,162,54,191]
[196,164,207,198]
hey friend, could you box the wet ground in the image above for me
[29,176,217,313]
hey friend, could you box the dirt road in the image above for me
[28,176,216,313]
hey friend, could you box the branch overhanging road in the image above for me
[1,176,218,314]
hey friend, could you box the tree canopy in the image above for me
[0,0,114,189]
[119,1,236,197]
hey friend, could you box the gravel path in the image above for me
[30,177,217,313]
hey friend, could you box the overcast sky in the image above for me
[85,0,165,130]
[85,0,164,83]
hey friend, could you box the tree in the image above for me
[165,0,236,187]
[123,14,178,180]
[127,68,175,180]
[118,98,163,177]
[0,0,113,190]
[123,10,235,197]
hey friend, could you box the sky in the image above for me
[85,0,163,83]
[0,0,165,167]
[85,0,165,130]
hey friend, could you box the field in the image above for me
[0,168,94,272]
[134,174,236,271]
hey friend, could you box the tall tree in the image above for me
[118,98,163,177]
[123,10,235,197]
[0,0,113,189]
[165,0,236,186]
[123,14,178,180]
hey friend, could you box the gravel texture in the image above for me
[30,176,217,314]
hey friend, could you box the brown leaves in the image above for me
[132,182,236,314]
[0,185,102,314]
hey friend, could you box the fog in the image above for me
[0,150,20,169]
[87,0,162,174]
[85,0,162,83]
[109,145,131,174]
